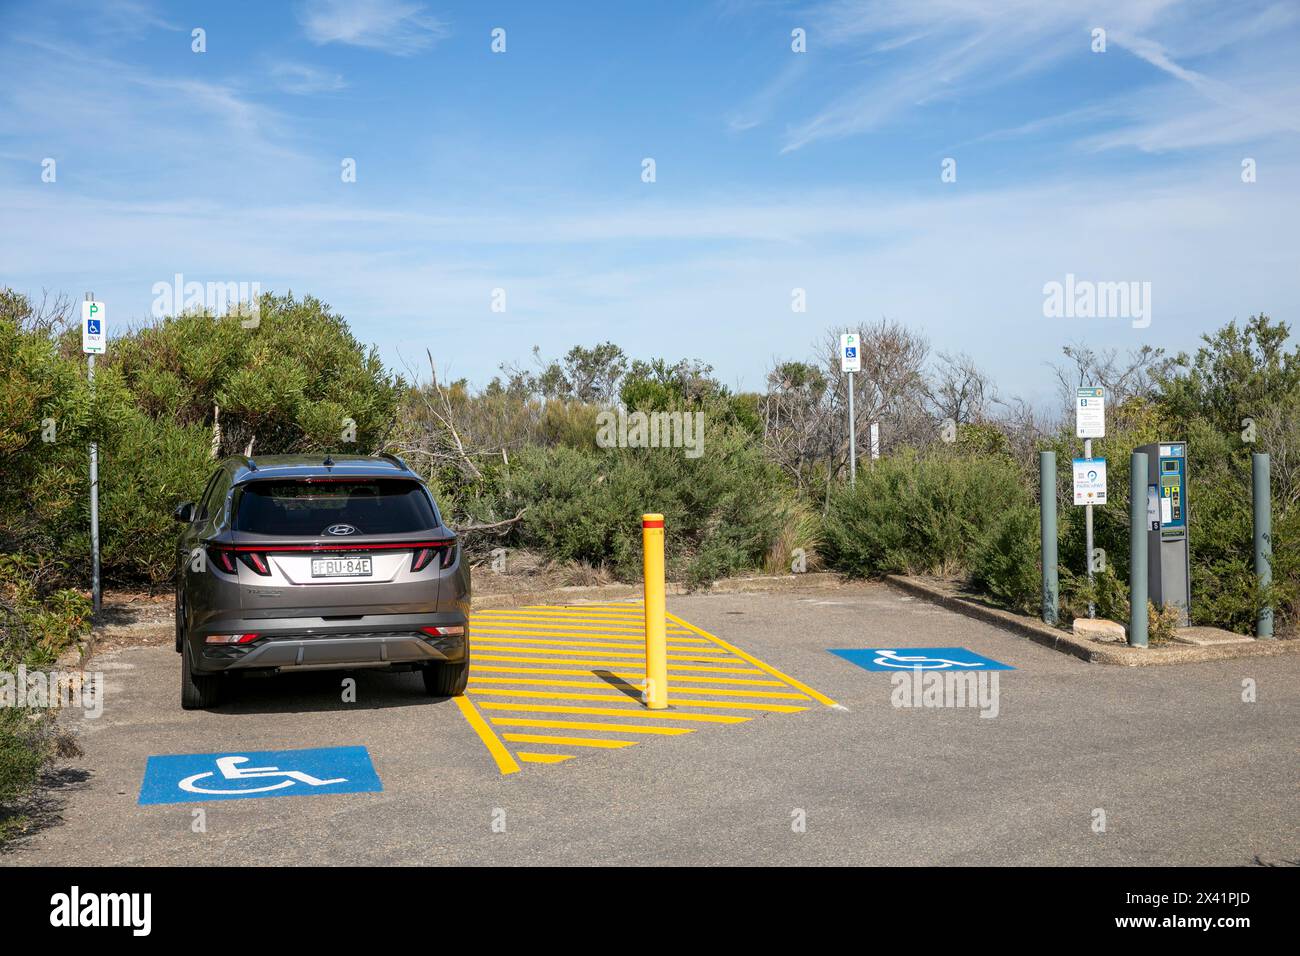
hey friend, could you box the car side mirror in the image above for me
[173,501,196,523]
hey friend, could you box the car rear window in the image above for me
[233,479,438,537]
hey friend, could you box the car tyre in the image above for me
[181,639,222,710]
[174,591,184,653]
[422,645,470,697]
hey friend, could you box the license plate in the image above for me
[311,556,372,578]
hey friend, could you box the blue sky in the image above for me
[2,0,1298,409]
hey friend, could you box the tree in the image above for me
[819,319,932,464]
[1155,314,1299,438]
[1051,342,1173,421]
[927,350,996,426]
[502,342,628,404]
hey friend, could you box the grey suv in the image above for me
[173,454,469,709]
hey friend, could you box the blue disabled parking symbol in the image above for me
[139,745,382,805]
[831,647,1015,672]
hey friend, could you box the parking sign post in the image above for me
[641,514,668,710]
[82,294,105,615]
[1075,387,1105,619]
[841,333,861,487]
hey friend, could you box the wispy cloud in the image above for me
[296,0,449,55]
[270,62,347,95]
[81,0,183,38]
[757,0,1299,155]
[0,33,311,190]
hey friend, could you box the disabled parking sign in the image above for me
[831,648,1014,671]
[139,745,382,805]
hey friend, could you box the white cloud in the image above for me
[0,35,312,188]
[271,62,347,95]
[759,0,1299,155]
[297,0,449,55]
[5,157,1295,399]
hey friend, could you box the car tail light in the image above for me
[237,551,271,576]
[420,625,465,638]
[205,633,261,644]
[411,541,456,572]
[206,545,238,574]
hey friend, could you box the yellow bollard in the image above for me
[641,513,669,710]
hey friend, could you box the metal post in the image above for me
[641,514,668,709]
[1040,451,1059,625]
[1253,453,1273,639]
[86,292,101,616]
[847,370,857,486]
[1084,437,1094,618]
[1129,451,1148,647]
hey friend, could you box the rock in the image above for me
[1072,618,1127,643]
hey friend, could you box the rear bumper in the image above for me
[189,612,468,673]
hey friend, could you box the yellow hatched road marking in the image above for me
[452,695,521,775]
[516,752,575,764]
[658,698,808,713]
[471,643,736,661]
[478,616,696,632]
[478,702,750,723]
[473,635,708,650]
[475,654,762,673]
[467,677,805,698]
[475,624,700,638]
[511,607,644,618]
[470,665,781,685]
[477,616,656,624]
[652,674,787,686]
[455,604,837,775]
[471,688,642,703]
[669,612,839,707]
[490,718,695,736]
[502,733,637,749]
[469,688,807,713]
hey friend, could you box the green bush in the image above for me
[0,708,50,831]
[823,451,1034,578]
[1,292,403,586]
[486,417,793,586]
[0,553,90,842]
[970,504,1041,613]
[1061,565,1129,625]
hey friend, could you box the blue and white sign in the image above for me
[1072,457,1108,506]
[139,746,382,805]
[831,648,1015,671]
[81,300,106,354]
[840,333,861,373]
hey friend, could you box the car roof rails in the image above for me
[242,455,258,472]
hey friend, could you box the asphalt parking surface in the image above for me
[7,582,1297,866]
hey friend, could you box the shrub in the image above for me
[970,504,1041,613]
[823,451,1034,578]
[487,418,793,586]
[1061,565,1129,625]
[0,554,91,842]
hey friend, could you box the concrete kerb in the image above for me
[885,574,1299,667]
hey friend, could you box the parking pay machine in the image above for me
[1139,442,1191,626]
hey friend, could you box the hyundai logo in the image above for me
[325,524,357,536]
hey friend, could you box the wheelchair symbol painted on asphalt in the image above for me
[179,755,348,795]
[140,746,383,804]
[830,648,1015,672]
